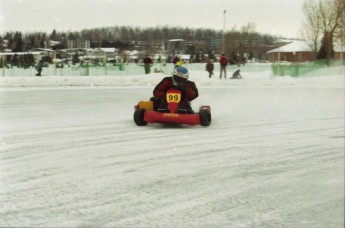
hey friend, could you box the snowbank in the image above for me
[0,67,343,88]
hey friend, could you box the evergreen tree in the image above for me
[15,32,24,52]
[50,29,58,40]
[0,36,4,51]
[72,52,79,65]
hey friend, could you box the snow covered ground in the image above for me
[0,66,344,227]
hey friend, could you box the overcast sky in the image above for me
[0,0,305,38]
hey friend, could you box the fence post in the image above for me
[1,56,4,77]
[277,52,280,76]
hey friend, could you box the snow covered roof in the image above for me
[272,39,294,44]
[0,51,43,56]
[96,48,117,53]
[268,40,313,53]
[49,40,60,47]
[168,39,184,42]
[29,48,54,52]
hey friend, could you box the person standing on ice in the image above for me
[219,53,228,79]
[152,66,198,113]
[206,59,214,78]
[172,54,184,68]
[143,55,153,74]
[172,54,179,65]
[35,60,43,76]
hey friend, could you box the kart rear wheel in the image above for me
[199,109,211,126]
[134,109,147,126]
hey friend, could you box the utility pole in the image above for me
[223,10,226,54]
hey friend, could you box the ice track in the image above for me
[0,85,344,227]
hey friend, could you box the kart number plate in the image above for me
[166,92,181,103]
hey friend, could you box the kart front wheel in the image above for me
[199,109,211,126]
[134,109,147,126]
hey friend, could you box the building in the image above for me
[95,48,118,61]
[28,48,56,62]
[267,40,316,62]
[0,51,43,64]
[204,37,222,53]
[268,40,345,63]
[167,39,186,55]
[67,40,91,49]
[334,44,345,60]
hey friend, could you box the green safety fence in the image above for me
[272,59,345,77]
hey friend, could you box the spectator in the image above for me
[219,53,228,79]
[172,54,184,68]
[206,59,214,78]
[172,54,180,65]
[35,60,43,76]
[143,55,153,74]
[231,69,242,79]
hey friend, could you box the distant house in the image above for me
[0,51,43,63]
[120,50,139,63]
[28,48,56,62]
[334,44,345,60]
[168,39,186,55]
[49,40,60,48]
[67,40,91,49]
[29,48,54,54]
[267,40,316,63]
[94,48,118,62]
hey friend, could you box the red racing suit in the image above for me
[153,77,198,102]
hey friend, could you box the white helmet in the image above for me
[172,67,189,86]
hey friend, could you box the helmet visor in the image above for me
[173,75,187,84]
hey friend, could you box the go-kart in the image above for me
[134,89,211,126]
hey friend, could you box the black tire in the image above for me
[134,109,147,126]
[199,109,211,126]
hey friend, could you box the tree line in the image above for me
[0,24,277,58]
[1,0,344,65]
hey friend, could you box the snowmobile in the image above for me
[134,89,211,126]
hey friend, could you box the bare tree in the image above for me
[301,0,323,53]
[302,0,345,64]
[333,0,345,46]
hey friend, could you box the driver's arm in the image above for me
[153,77,171,98]
[185,81,198,101]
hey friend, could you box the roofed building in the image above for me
[67,39,91,49]
[267,40,316,63]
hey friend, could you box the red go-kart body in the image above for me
[134,89,211,126]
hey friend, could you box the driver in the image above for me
[153,66,198,113]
